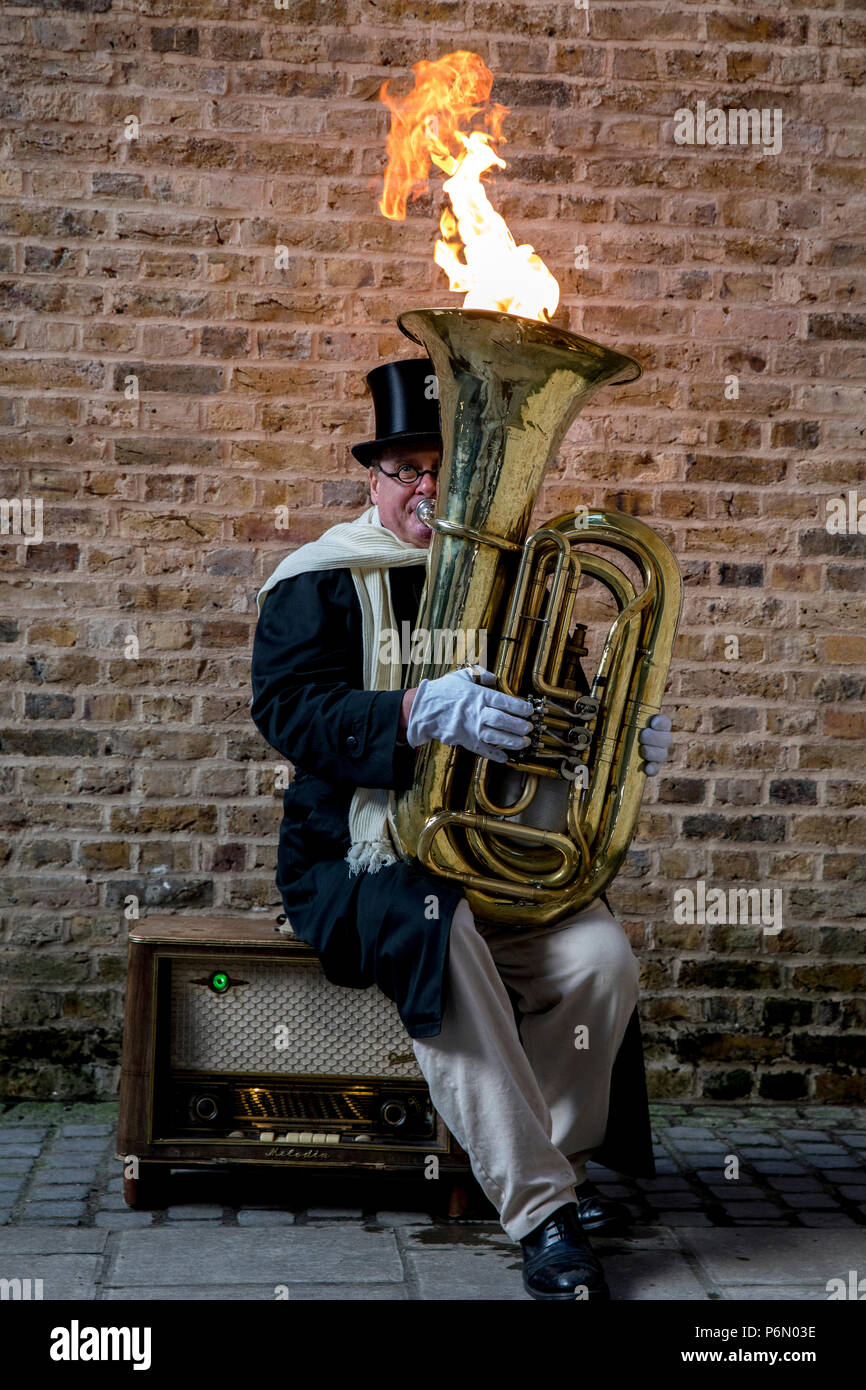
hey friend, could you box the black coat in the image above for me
[250,560,655,1178]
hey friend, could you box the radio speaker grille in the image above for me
[169,958,424,1079]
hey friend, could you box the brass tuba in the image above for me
[388,307,683,928]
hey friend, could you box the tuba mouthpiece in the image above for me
[415,498,436,529]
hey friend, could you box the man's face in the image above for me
[369,443,441,548]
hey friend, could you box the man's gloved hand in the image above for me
[406,667,533,765]
[639,713,672,776]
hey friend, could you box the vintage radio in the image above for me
[116,914,474,1211]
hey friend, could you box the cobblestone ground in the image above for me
[1,1102,864,1300]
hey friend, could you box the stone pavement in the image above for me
[1,1101,864,1301]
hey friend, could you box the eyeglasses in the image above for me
[376,461,440,486]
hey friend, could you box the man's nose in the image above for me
[417,470,438,496]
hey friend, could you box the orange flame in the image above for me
[378,51,560,323]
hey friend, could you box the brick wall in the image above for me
[1,1,864,1102]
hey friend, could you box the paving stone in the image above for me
[48,1140,109,1155]
[417,1239,708,1299]
[39,1149,102,1165]
[721,1203,785,1219]
[780,1129,831,1142]
[373,1211,433,1226]
[0,1129,47,1142]
[0,1145,41,1159]
[0,1178,26,1194]
[736,1147,790,1160]
[20,1203,86,1223]
[680,1228,866,1286]
[646,1193,702,1208]
[0,1160,33,1176]
[637,1173,692,1185]
[164,1205,225,1220]
[670,1142,729,1154]
[666,1127,715,1139]
[236,1211,297,1227]
[838,1185,866,1199]
[751,1162,809,1175]
[29,1184,91,1202]
[94,1211,155,1228]
[653,1212,713,1227]
[837,1133,866,1146]
[593,1229,682,1250]
[723,1218,790,1227]
[636,1178,692,1189]
[40,1154,102,1169]
[0,1255,100,1299]
[797,1213,859,1228]
[107,1227,404,1288]
[706,1186,766,1201]
[725,1131,779,1144]
[274,1284,409,1300]
[724,1122,780,1133]
[791,1195,848,1209]
[60,1125,112,1137]
[764,1177,826,1192]
[0,1229,108,1253]
[35,1166,99,1184]
[98,1192,133,1212]
[795,1142,844,1153]
[305,1207,364,1220]
[724,1285,829,1301]
[403,1239,525,1300]
[103,1283,409,1301]
[809,1156,865,1170]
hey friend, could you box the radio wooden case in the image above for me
[116,914,474,1210]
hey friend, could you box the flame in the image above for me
[378,51,560,323]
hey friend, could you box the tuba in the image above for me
[388,307,683,928]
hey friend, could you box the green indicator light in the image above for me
[211,972,229,993]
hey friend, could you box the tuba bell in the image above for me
[388,307,683,928]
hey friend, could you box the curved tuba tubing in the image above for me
[388,307,683,928]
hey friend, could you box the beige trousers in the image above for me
[411,895,640,1243]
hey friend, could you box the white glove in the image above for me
[639,713,672,776]
[407,667,533,765]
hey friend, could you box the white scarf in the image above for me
[255,505,429,875]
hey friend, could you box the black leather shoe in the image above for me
[575,1179,633,1234]
[520,1202,610,1301]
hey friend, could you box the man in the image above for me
[250,357,672,1301]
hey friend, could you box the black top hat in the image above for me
[351,357,441,466]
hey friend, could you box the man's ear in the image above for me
[368,466,378,501]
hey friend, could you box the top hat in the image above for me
[351,357,441,466]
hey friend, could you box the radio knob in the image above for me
[192,1095,219,1122]
[380,1099,407,1128]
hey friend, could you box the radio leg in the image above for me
[123,1162,169,1210]
[447,1179,472,1219]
